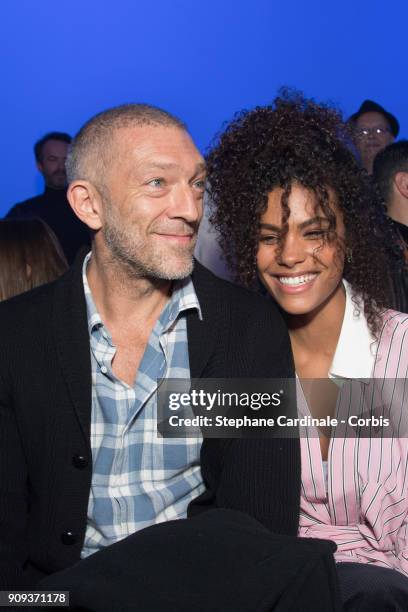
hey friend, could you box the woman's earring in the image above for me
[346,248,353,264]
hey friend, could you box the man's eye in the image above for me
[148,178,164,187]
[193,179,206,190]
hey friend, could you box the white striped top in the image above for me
[298,283,408,576]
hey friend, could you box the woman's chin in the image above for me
[266,289,317,316]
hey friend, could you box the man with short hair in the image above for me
[35,132,72,190]
[0,104,303,592]
[373,140,408,312]
[348,100,399,174]
[6,131,90,263]
[373,140,408,240]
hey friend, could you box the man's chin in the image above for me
[154,257,195,281]
[151,244,196,280]
[47,181,68,190]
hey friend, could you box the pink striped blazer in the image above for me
[298,308,408,576]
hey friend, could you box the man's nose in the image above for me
[169,184,203,223]
[367,130,380,143]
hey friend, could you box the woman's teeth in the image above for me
[278,273,317,286]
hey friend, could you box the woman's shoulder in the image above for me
[375,310,408,376]
[372,309,408,399]
[380,309,408,335]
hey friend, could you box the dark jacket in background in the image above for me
[5,187,90,264]
[0,255,300,590]
[390,220,408,313]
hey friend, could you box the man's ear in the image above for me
[67,180,104,231]
[394,172,408,200]
[36,160,44,175]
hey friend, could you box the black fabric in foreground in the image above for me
[40,509,342,612]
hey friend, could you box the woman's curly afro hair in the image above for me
[206,91,400,337]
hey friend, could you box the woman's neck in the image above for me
[287,283,346,376]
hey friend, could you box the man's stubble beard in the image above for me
[102,203,196,281]
[45,175,67,190]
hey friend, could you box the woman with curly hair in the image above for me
[207,93,408,610]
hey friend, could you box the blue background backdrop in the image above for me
[1,0,406,214]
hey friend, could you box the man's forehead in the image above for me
[111,124,205,170]
[42,139,69,155]
[356,111,390,128]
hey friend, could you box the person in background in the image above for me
[207,92,408,611]
[373,140,408,250]
[0,218,67,301]
[5,132,90,264]
[348,99,399,174]
[372,140,408,312]
[194,190,235,281]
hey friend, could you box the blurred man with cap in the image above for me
[349,100,399,174]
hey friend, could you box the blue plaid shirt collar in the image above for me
[82,252,202,339]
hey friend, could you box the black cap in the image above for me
[349,100,399,137]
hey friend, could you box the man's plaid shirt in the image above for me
[81,254,204,557]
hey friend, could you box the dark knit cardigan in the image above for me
[0,253,300,589]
